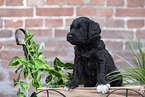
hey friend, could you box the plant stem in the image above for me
[26,73,30,97]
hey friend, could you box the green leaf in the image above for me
[14,79,19,87]
[14,73,20,87]
[64,63,74,69]
[129,40,142,68]
[18,57,28,65]
[24,35,34,43]
[45,75,52,84]
[30,40,36,46]
[20,81,29,90]
[17,88,26,97]
[32,70,39,79]
[9,56,19,66]
[32,79,41,89]
[29,60,35,68]
[137,38,145,69]
[39,55,49,62]
[25,28,30,36]
[24,66,29,78]
[53,57,65,71]
[15,65,23,73]
[49,69,61,79]
[54,57,65,67]
[44,64,52,69]
[38,75,41,81]
[37,43,44,56]
[34,59,46,69]
[30,92,37,97]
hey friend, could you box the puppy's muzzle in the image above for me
[68,34,73,39]
[67,34,73,41]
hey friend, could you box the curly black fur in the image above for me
[65,17,122,89]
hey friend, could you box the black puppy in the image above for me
[64,17,122,94]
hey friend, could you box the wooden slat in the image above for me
[37,85,145,97]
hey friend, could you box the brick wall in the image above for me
[0,0,145,96]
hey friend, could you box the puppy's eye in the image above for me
[78,27,83,31]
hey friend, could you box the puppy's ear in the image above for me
[89,21,101,40]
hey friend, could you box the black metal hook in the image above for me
[34,89,66,97]
[15,28,34,78]
[15,28,31,60]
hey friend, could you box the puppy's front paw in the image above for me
[64,83,78,91]
[64,85,72,91]
[96,83,110,94]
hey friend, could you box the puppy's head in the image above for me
[67,17,101,45]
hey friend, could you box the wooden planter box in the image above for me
[37,85,145,97]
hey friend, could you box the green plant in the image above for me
[8,29,74,97]
[46,57,74,88]
[107,38,145,85]
[9,29,50,97]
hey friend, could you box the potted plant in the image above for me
[8,28,74,97]
[107,38,145,96]
[107,39,145,85]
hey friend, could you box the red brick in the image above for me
[15,29,25,39]
[0,0,4,5]
[102,30,134,39]
[0,20,2,27]
[67,0,84,5]
[2,61,10,68]
[113,51,136,61]
[6,0,23,6]
[106,19,124,27]
[66,18,74,27]
[36,8,73,16]
[0,94,17,97]
[127,20,144,28]
[0,51,23,60]
[44,50,67,57]
[66,18,104,27]
[0,73,4,80]
[27,0,45,6]
[107,0,124,6]
[77,8,113,17]
[127,0,144,7]
[47,0,65,5]
[116,8,145,17]
[26,19,43,27]
[124,41,140,50]
[2,41,19,48]
[0,30,12,38]
[5,20,23,27]
[45,41,65,48]
[55,29,68,37]
[0,42,2,48]
[29,29,52,37]
[92,19,105,27]
[28,83,35,91]
[9,72,19,80]
[64,41,74,48]
[0,9,33,17]
[136,30,145,39]
[105,41,123,50]
[115,59,137,68]
[46,19,63,27]
[87,0,104,5]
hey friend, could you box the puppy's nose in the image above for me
[68,34,73,39]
